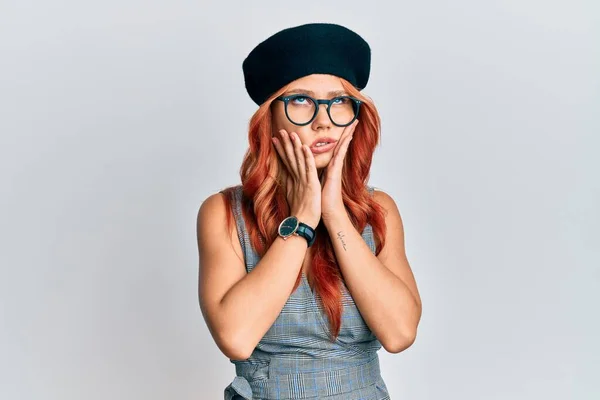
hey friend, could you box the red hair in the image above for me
[220,78,387,341]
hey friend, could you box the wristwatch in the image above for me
[277,216,316,247]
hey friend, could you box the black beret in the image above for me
[242,23,371,105]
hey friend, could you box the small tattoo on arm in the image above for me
[336,231,347,251]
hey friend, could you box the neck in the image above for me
[317,168,325,184]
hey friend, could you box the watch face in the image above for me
[278,216,299,237]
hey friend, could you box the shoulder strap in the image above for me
[228,185,261,272]
[231,186,246,250]
[362,184,377,254]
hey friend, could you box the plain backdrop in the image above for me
[1,1,598,399]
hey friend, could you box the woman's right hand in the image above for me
[271,129,321,228]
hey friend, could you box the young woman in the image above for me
[197,23,422,400]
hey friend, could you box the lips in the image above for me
[310,141,337,154]
[310,137,337,147]
[305,137,338,154]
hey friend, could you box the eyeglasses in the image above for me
[275,94,362,127]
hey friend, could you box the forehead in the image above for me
[285,74,345,95]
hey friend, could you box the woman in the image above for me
[197,23,422,400]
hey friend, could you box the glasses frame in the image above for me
[275,94,362,127]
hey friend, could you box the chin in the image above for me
[314,152,332,162]
[315,159,331,170]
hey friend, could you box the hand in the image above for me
[320,119,358,222]
[271,129,322,228]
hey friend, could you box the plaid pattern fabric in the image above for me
[223,185,390,400]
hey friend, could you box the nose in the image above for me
[312,102,331,127]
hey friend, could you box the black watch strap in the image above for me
[296,222,316,247]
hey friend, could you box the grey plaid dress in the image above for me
[223,184,391,400]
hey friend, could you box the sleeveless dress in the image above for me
[222,184,391,400]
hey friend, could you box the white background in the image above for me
[1,1,598,399]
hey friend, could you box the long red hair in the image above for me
[220,78,387,341]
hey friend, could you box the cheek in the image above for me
[272,111,294,132]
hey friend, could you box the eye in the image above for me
[290,95,313,106]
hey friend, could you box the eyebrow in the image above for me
[283,88,349,97]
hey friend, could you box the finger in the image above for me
[330,133,354,173]
[340,133,354,158]
[272,131,292,172]
[332,129,353,161]
[280,130,300,180]
[286,173,293,199]
[291,132,307,183]
[303,144,320,186]
[333,120,358,158]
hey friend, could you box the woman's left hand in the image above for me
[320,119,358,223]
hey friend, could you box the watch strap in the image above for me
[296,222,316,247]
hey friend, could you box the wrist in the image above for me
[277,232,309,248]
[322,211,350,227]
[278,215,317,247]
[292,213,319,228]
[295,216,319,229]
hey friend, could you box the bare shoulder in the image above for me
[197,191,224,225]
[196,190,246,308]
[371,187,403,229]
[197,191,228,232]
[197,191,244,265]
[196,192,228,248]
[371,187,397,212]
[370,186,404,240]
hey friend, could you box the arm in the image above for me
[197,193,308,360]
[323,189,422,353]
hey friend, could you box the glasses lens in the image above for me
[284,95,359,126]
[329,96,358,126]
[286,95,316,125]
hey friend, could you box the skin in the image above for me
[270,74,422,350]
[197,74,422,360]
[271,73,359,226]
[271,73,350,177]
